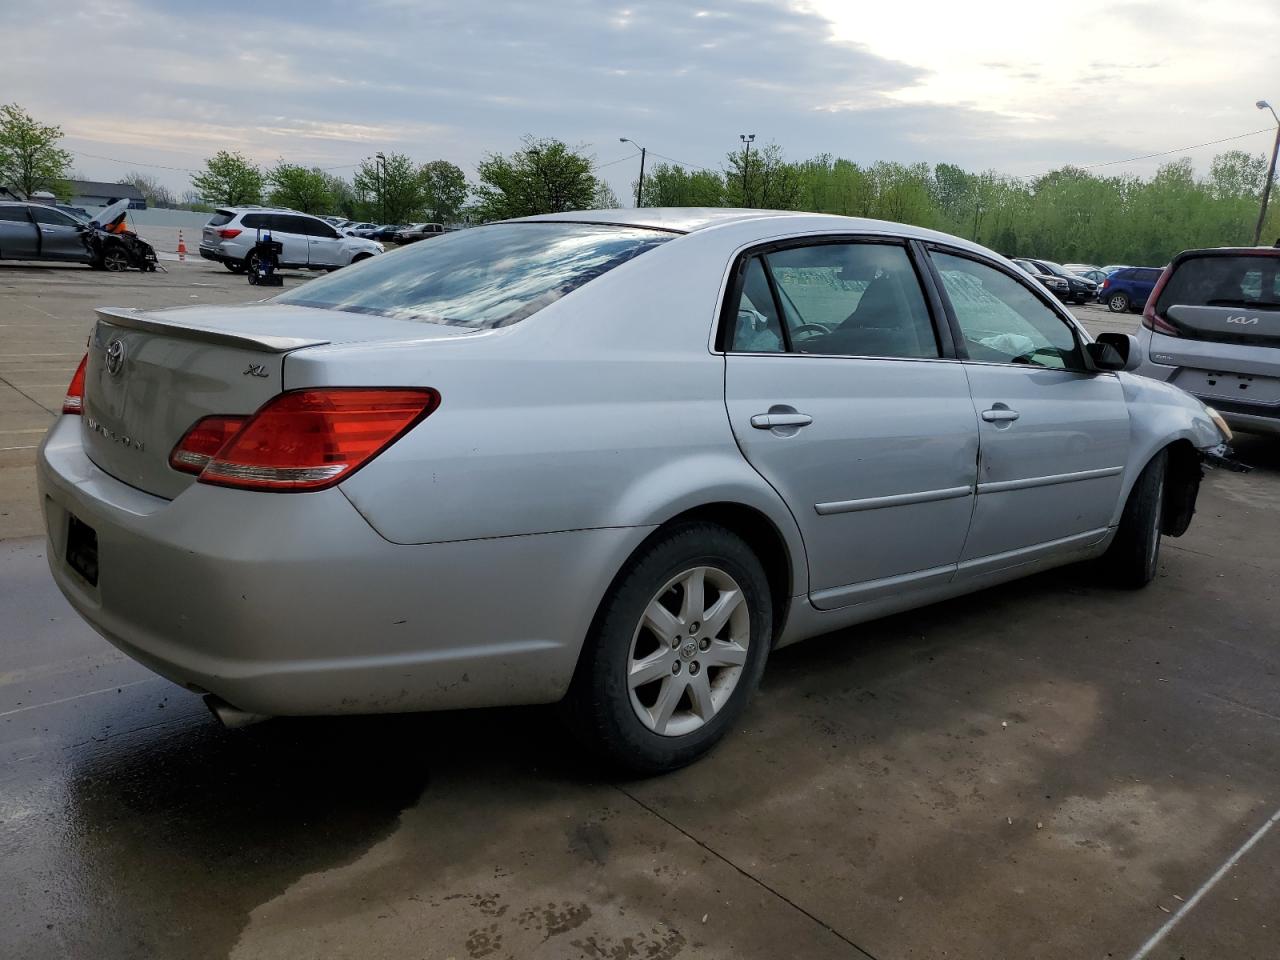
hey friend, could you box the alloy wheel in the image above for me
[627,565,751,737]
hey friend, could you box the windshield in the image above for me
[1041,261,1072,278]
[1158,255,1280,312]
[277,221,675,328]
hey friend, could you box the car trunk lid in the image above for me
[81,302,477,499]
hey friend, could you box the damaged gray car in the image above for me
[0,198,158,271]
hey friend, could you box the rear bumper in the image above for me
[199,245,233,264]
[37,416,648,716]
[1135,327,1280,434]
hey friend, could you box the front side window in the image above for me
[30,206,76,226]
[932,251,1082,369]
[277,222,674,328]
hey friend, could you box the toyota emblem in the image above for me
[105,339,126,376]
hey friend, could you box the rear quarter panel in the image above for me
[291,228,811,593]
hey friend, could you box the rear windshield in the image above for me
[1157,255,1280,312]
[277,222,675,328]
[207,210,234,227]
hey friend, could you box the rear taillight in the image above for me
[169,415,248,474]
[1141,265,1178,337]
[217,228,242,239]
[193,388,439,492]
[1100,278,1110,290]
[62,354,87,414]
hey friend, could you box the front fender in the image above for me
[1111,372,1222,524]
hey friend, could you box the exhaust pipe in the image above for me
[204,694,272,729]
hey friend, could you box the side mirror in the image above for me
[1087,332,1140,372]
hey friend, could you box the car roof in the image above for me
[511,207,993,252]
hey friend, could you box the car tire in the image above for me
[224,260,246,274]
[350,253,372,265]
[1107,292,1131,313]
[101,246,130,272]
[1100,449,1166,589]
[562,522,773,775]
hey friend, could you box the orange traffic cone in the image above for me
[177,231,187,261]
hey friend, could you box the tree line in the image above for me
[3,101,1276,265]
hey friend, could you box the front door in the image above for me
[267,214,310,267]
[304,219,345,267]
[928,250,1131,568]
[722,239,979,610]
[30,206,90,261]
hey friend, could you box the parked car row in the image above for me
[1013,257,1098,304]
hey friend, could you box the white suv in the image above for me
[200,207,383,273]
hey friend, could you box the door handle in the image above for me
[751,412,813,429]
[981,407,1020,423]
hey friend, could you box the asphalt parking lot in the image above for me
[2,260,1278,959]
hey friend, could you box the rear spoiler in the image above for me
[95,307,330,353]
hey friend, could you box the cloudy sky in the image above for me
[4,0,1278,202]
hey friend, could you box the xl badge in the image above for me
[105,338,126,376]
[243,363,269,378]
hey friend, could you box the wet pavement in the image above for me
[2,433,1277,959]
[2,262,1279,958]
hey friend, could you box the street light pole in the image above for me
[739,134,755,206]
[375,152,387,224]
[618,138,646,207]
[1253,100,1280,246]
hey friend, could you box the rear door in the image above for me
[0,204,39,258]
[30,205,89,261]
[303,217,345,267]
[927,248,1130,569]
[722,238,979,610]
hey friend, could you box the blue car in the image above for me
[1098,266,1163,313]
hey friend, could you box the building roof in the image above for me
[67,179,145,200]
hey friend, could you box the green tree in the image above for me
[265,162,335,214]
[724,142,801,209]
[191,151,263,206]
[592,180,621,209]
[419,159,468,223]
[0,103,72,199]
[353,152,425,223]
[473,137,599,221]
[118,172,175,208]
[639,164,726,206]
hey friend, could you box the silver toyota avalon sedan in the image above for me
[38,209,1229,773]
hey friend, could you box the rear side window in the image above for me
[277,222,674,328]
[0,205,31,222]
[207,210,234,227]
[763,242,938,358]
[1157,256,1280,312]
[240,213,269,230]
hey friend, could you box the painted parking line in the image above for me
[0,677,162,719]
[1128,805,1280,960]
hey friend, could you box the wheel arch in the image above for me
[584,500,802,658]
[1161,438,1202,537]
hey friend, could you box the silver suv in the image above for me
[200,206,383,273]
[1135,245,1280,435]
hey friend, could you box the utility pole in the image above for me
[739,134,756,206]
[619,138,647,207]
[375,152,387,223]
[1254,100,1279,246]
